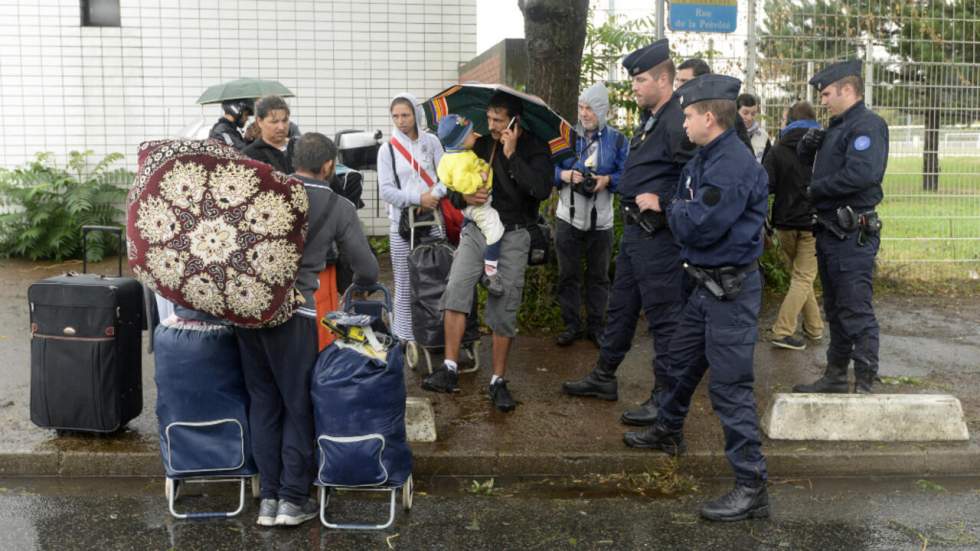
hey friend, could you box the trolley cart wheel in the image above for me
[459,341,480,374]
[251,475,261,499]
[402,475,414,511]
[405,341,419,370]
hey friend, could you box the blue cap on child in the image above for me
[437,114,474,151]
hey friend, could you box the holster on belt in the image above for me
[813,206,881,245]
[622,201,667,236]
[683,262,757,301]
[857,210,882,246]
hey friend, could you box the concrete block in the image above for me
[762,393,970,441]
[406,397,437,443]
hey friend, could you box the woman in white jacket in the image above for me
[377,92,447,342]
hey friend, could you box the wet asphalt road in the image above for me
[1,476,979,550]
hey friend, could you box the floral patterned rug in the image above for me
[127,140,308,327]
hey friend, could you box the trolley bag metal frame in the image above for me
[402,208,481,374]
[315,283,414,530]
[154,315,259,520]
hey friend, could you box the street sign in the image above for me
[669,0,738,33]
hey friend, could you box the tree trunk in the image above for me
[518,0,590,122]
[922,108,940,192]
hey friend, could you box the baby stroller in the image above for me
[312,284,414,530]
[154,313,259,519]
[403,208,481,374]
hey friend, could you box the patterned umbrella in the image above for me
[423,84,575,163]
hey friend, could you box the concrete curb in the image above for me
[3,442,978,479]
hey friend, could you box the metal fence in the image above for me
[652,0,980,280]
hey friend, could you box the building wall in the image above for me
[0,0,477,235]
[458,38,526,89]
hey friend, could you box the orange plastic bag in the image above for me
[314,266,339,351]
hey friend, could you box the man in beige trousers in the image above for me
[764,101,825,349]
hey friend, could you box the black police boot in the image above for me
[792,361,849,393]
[561,357,618,401]
[622,421,686,455]
[620,384,665,426]
[854,364,875,394]
[555,328,579,347]
[700,483,770,522]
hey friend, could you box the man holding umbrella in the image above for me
[421,91,553,412]
[562,38,695,427]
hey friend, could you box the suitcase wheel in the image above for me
[405,341,419,370]
[402,474,413,511]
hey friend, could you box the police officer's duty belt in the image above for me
[683,261,758,301]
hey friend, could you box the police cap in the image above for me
[622,38,670,77]
[676,74,742,109]
[809,59,862,92]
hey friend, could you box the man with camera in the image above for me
[553,82,628,348]
[561,39,695,427]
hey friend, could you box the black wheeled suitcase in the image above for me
[28,226,144,432]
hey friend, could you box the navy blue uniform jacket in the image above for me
[810,101,888,213]
[618,96,696,203]
[669,128,769,267]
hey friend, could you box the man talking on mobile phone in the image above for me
[421,91,553,413]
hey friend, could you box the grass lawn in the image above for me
[878,156,980,279]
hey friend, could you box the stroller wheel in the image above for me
[250,475,261,499]
[402,474,414,511]
[405,341,419,369]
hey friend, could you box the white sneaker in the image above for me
[274,497,318,526]
[256,498,278,527]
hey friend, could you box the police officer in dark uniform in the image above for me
[793,60,886,395]
[561,38,695,426]
[209,98,254,150]
[623,74,770,521]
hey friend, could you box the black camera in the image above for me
[574,169,597,198]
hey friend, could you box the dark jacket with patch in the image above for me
[618,96,695,203]
[668,128,769,267]
[764,127,816,230]
[809,101,888,213]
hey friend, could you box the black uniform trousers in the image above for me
[555,219,614,336]
[599,225,684,395]
[815,226,880,375]
[658,271,768,484]
[236,315,318,505]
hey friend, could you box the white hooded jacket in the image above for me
[376,92,447,232]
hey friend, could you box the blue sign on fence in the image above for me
[669,0,738,34]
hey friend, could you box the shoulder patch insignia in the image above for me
[853,135,871,151]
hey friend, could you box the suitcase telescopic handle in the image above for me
[82,225,124,277]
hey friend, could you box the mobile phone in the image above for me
[506,116,518,130]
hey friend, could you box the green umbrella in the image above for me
[196,78,295,104]
[422,84,575,163]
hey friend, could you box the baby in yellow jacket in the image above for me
[436,114,505,296]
